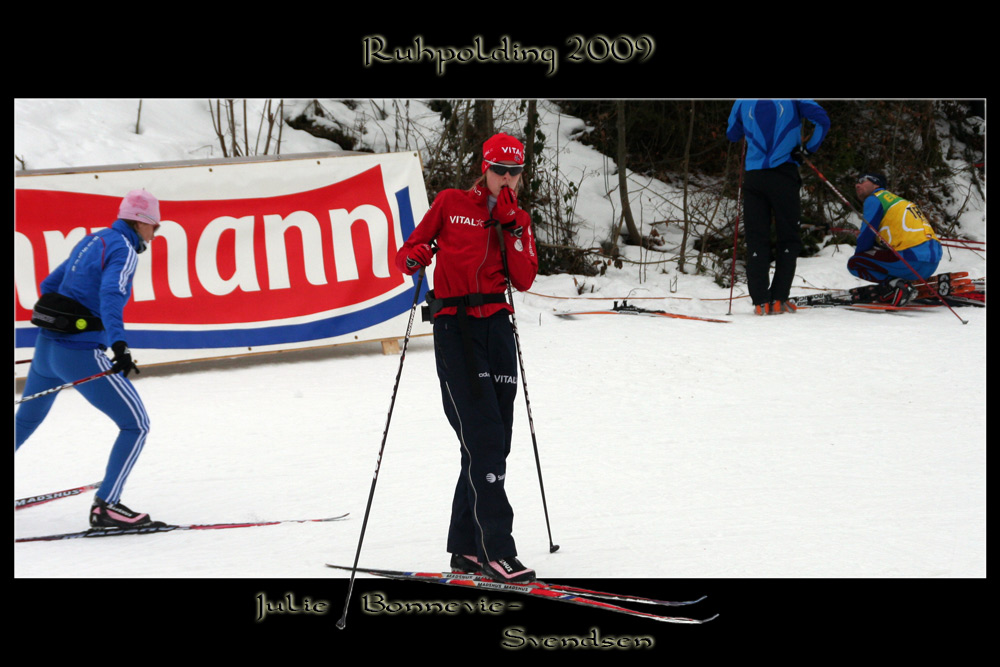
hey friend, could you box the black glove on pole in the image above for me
[110,341,140,377]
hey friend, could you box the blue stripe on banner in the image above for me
[396,184,431,302]
[16,186,431,351]
[396,186,417,240]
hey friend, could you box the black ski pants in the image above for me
[742,162,803,304]
[433,310,519,562]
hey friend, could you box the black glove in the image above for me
[110,341,140,378]
[790,144,809,163]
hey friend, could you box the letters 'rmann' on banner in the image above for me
[14,152,432,367]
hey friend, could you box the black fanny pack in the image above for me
[421,290,508,322]
[31,292,104,333]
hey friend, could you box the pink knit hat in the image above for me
[118,189,160,226]
[482,133,525,173]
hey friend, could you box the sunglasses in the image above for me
[486,161,524,177]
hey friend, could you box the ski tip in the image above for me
[700,613,720,623]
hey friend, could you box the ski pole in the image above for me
[803,158,969,325]
[337,265,428,630]
[15,369,116,405]
[493,219,560,555]
[727,140,746,315]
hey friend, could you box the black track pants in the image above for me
[434,311,519,562]
[742,162,803,304]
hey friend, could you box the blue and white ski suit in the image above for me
[16,219,150,505]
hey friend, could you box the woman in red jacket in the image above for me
[395,132,539,582]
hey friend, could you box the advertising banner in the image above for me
[14,151,432,371]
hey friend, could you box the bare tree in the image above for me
[470,100,495,181]
[522,99,538,220]
[678,100,695,273]
[208,99,229,157]
[208,99,287,158]
[615,101,642,245]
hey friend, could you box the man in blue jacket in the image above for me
[16,189,162,529]
[727,99,830,314]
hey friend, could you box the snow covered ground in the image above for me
[13,99,986,644]
[13,250,987,578]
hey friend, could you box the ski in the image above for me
[326,563,704,607]
[914,271,971,299]
[326,565,716,624]
[797,301,940,313]
[914,276,984,307]
[16,513,349,543]
[840,303,936,313]
[556,300,730,324]
[15,481,102,510]
[923,291,984,307]
[916,280,974,299]
[798,287,979,310]
[790,271,973,309]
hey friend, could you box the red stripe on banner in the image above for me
[15,166,407,326]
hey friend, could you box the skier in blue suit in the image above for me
[16,189,162,529]
[727,99,830,314]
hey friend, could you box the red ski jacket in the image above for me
[395,184,538,318]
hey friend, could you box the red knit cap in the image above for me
[482,133,525,173]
